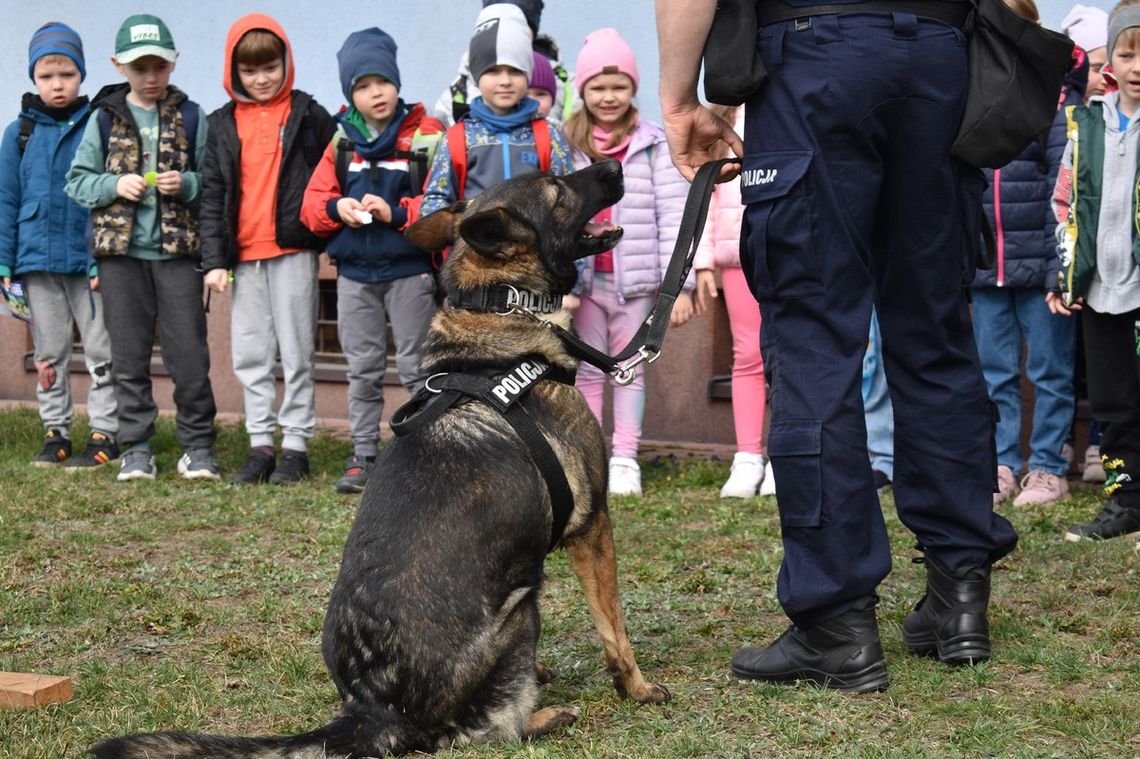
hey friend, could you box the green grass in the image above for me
[1,407,1137,758]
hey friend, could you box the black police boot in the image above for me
[902,555,991,665]
[731,596,889,692]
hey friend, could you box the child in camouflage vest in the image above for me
[65,13,218,482]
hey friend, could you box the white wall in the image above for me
[2,0,664,125]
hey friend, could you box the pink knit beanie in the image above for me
[575,27,639,95]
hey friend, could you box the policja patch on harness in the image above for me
[488,359,552,411]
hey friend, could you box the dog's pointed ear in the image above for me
[405,202,467,251]
[458,207,520,260]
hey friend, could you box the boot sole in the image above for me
[902,629,991,665]
[731,661,889,692]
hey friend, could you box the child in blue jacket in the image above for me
[0,22,118,469]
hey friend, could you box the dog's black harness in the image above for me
[389,352,578,552]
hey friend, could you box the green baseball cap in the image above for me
[114,14,177,63]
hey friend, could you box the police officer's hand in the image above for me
[116,174,148,202]
[670,291,696,326]
[660,104,743,183]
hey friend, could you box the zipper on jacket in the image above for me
[993,168,1005,286]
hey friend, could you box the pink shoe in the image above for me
[993,465,1018,507]
[1012,469,1070,507]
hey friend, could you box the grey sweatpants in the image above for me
[337,272,436,457]
[23,272,118,437]
[98,255,217,450]
[230,252,319,452]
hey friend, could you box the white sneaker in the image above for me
[720,452,765,498]
[758,458,776,496]
[1082,445,1106,483]
[608,456,642,497]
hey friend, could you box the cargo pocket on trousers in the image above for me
[740,151,819,299]
[767,419,823,528]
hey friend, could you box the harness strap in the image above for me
[388,359,577,551]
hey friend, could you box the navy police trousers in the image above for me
[741,10,1018,627]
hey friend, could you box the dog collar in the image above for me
[446,284,563,315]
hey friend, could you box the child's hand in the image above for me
[1045,291,1082,316]
[204,268,230,294]
[33,359,57,391]
[154,170,183,196]
[336,197,368,228]
[90,275,99,292]
[670,291,695,326]
[562,294,581,312]
[360,194,392,224]
[694,269,718,314]
[2,277,10,290]
[116,174,148,202]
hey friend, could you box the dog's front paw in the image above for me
[524,705,580,738]
[632,680,671,704]
[535,662,555,685]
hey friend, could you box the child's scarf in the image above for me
[467,95,539,132]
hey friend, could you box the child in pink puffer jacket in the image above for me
[562,27,693,497]
[694,105,768,499]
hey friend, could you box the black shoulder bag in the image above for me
[951,0,1075,169]
[702,0,767,106]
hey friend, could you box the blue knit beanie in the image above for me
[28,22,86,82]
[337,28,400,102]
[483,0,543,34]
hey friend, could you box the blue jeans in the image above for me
[863,310,894,480]
[971,287,1075,475]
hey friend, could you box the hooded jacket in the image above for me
[199,14,336,273]
[972,52,1087,289]
[0,94,92,277]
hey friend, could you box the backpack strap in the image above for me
[532,118,552,173]
[334,136,353,194]
[446,121,468,201]
[16,116,35,157]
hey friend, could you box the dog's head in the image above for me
[407,160,625,296]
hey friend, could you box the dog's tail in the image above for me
[90,710,431,758]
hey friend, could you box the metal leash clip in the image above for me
[493,285,527,317]
[612,346,661,386]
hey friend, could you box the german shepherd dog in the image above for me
[92,160,669,758]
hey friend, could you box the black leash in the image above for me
[548,157,739,385]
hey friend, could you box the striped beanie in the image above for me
[469,4,534,82]
[28,22,86,82]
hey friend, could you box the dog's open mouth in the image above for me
[575,221,624,259]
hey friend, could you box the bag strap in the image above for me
[533,118,551,172]
[334,136,353,193]
[446,121,468,201]
[16,116,35,157]
[546,157,737,384]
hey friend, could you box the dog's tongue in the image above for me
[583,221,617,237]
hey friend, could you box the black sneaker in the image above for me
[335,454,375,494]
[32,429,71,467]
[64,431,120,470]
[873,469,891,495]
[268,449,309,485]
[229,450,276,485]
[1064,497,1140,542]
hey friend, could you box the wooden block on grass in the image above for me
[0,672,73,709]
